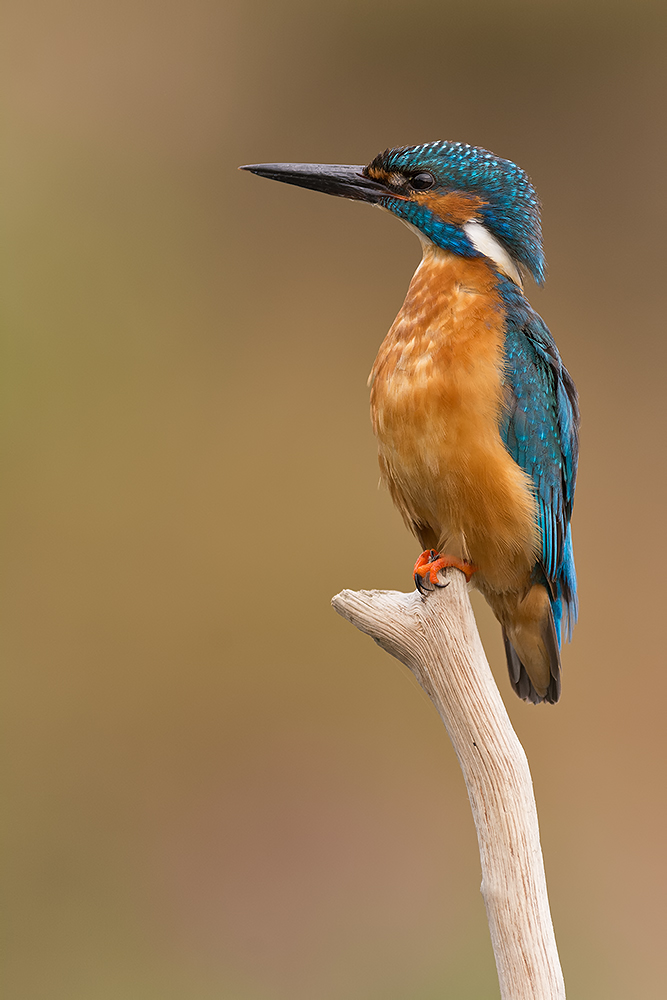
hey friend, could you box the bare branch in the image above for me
[332,568,566,1000]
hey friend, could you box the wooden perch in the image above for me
[332,568,565,1000]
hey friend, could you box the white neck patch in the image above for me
[462,220,523,286]
[382,205,524,286]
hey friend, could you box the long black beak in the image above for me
[238,162,389,204]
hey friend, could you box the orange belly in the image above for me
[369,246,539,594]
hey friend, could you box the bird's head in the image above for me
[240,141,545,287]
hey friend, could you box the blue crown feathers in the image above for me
[369,141,546,284]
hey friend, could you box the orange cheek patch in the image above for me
[363,168,488,224]
[413,191,487,226]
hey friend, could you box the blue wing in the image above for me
[498,279,579,646]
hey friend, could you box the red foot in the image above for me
[413,549,476,592]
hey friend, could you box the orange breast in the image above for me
[369,246,539,593]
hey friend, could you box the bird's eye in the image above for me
[409,171,435,191]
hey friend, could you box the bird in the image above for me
[240,141,579,704]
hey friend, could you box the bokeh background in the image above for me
[4,1,667,997]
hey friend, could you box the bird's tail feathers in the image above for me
[502,584,561,704]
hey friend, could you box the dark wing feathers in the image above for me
[498,281,580,643]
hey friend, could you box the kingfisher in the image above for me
[240,141,579,704]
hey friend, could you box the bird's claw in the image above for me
[414,550,449,593]
[413,549,476,593]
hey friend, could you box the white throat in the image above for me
[462,220,523,286]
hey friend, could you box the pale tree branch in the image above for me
[332,568,566,1000]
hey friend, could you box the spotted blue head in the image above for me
[240,140,545,285]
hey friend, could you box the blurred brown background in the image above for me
[4,1,667,997]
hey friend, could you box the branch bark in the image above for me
[332,568,566,1000]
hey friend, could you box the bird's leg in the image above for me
[413,549,476,593]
